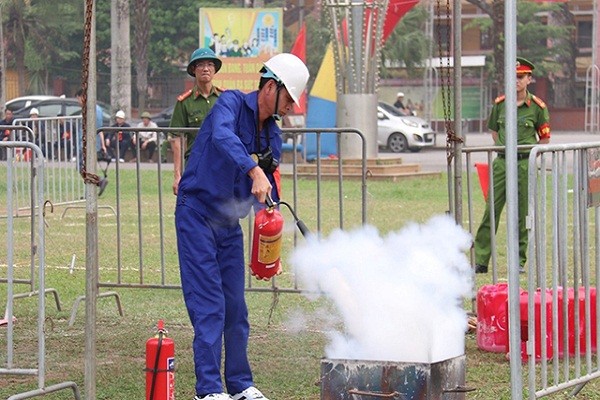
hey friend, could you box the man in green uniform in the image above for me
[170,47,223,195]
[474,57,551,274]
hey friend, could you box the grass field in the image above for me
[2,167,600,399]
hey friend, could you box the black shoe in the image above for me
[475,264,488,274]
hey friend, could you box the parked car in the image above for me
[151,102,435,154]
[151,105,174,127]
[5,95,59,112]
[12,97,111,127]
[377,101,435,153]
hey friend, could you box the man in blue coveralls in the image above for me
[175,53,309,400]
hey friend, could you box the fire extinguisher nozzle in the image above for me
[296,220,311,238]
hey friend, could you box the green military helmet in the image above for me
[187,47,222,76]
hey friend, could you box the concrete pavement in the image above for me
[387,130,600,173]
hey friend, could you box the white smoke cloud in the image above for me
[290,215,473,363]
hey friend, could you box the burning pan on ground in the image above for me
[320,355,471,400]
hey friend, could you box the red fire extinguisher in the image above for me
[249,196,312,280]
[250,197,284,281]
[146,320,175,400]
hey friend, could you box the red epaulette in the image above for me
[177,89,193,102]
[531,95,547,109]
[494,95,506,104]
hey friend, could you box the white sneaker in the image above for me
[194,394,232,400]
[232,386,269,400]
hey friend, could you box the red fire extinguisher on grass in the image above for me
[250,195,311,280]
[146,320,175,400]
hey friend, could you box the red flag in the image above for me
[382,0,419,42]
[291,23,307,114]
[364,0,418,53]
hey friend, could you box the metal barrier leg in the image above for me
[60,204,117,219]
[569,382,587,397]
[13,288,62,312]
[7,381,81,400]
[68,291,124,327]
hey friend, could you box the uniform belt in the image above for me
[497,152,529,160]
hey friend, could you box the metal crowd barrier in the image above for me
[0,141,80,400]
[463,142,600,398]
[526,142,600,398]
[7,116,86,215]
[82,127,367,296]
[463,144,537,282]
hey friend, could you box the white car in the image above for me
[377,101,436,153]
[5,95,59,112]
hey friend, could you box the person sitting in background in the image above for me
[54,114,74,161]
[0,108,14,160]
[105,110,133,162]
[136,111,158,161]
[28,108,50,158]
[393,92,411,116]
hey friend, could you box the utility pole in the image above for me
[0,4,5,107]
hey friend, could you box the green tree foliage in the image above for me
[3,0,82,95]
[466,0,574,97]
[141,0,236,76]
[303,11,330,91]
[380,5,429,79]
[0,0,459,102]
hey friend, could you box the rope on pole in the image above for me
[80,0,100,186]
[436,0,463,166]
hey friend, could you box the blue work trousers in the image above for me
[175,204,253,396]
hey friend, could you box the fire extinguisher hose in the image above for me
[265,195,311,238]
[148,331,163,400]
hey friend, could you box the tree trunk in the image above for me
[134,0,150,113]
[8,4,27,96]
[548,3,576,108]
[111,0,132,117]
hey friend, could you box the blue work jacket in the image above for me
[177,90,282,225]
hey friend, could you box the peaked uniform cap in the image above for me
[516,57,535,74]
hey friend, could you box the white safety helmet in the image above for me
[262,53,309,106]
[115,110,126,119]
[397,92,404,97]
[29,108,39,116]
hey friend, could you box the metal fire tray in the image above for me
[320,355,468,400]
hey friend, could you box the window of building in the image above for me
[577,20,592,49]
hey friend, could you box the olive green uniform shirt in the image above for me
[487,91,551,148]
[169,85,222,159]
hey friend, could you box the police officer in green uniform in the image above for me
[170,48,224,195]
[474,57,551,274]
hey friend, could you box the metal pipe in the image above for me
[453,0,463,226]
[503,1,523,398]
